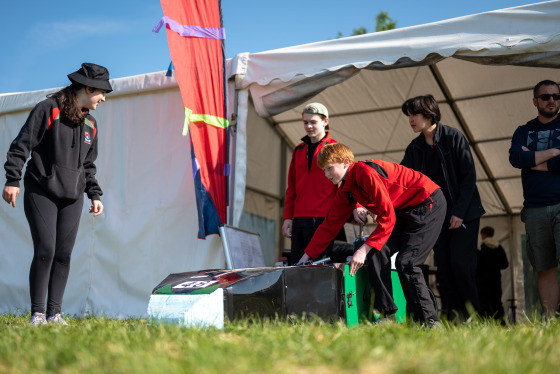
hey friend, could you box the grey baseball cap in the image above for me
[302,103,328,118]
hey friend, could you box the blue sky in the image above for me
[0,0,539,93]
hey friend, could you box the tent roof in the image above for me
[230,0,560,217]
[232,0,560,92]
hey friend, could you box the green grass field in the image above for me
[0,315,558,374]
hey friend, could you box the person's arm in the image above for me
[508,125,556,170]
[83,120,103,203]
[532,148,560,166]
[400,143,414,168]
[2,186,19,207]
[353,206,368,225]
[300,191,354,261]
[4,102,50,189]
[449,131,477,220]
[282,219,292,238]
[521,146,560,171]
[349,242,373,276]
[89,199,104,216]
[297,252,312,264]
[348,168,395,276]
[449,215,463,230]
[545,154,560,171]
[83,117,103,217]
[357,168,396,252]
[4,102,50,208]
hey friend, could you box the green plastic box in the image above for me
[343,264,407,327]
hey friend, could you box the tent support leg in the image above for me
[428,64,512,216]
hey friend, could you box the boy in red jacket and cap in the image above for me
[298,143,446,326]
[282,103,342,265]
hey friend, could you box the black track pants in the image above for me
[434,217,481,320]
[368,188,447,321]
[24,180,83,316]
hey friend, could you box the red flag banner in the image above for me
[154,0,228,238]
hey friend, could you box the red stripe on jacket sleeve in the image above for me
[48,108,60,130]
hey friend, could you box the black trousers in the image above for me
[368,189,446,321]
[434,217,480,320]
[24,179,83,316]
[477,277,505,319]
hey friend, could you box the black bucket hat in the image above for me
[67,63,113,93]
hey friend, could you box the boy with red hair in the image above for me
[298,143,446,326]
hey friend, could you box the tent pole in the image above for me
[265,115,294,258]
[227,87,239,226]
[508,215,518,324]
[278,139,288,259]
[428,64,512,216]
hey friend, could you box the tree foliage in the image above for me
[375,11,397,32]
[352,26,368,36]
[337,11,397,38]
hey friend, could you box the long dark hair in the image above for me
[47,83,88,126]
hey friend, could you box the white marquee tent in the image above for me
[1,0,559,319]
[229,0,560,320]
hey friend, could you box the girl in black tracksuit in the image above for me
[2,63,112,325]
[401,94,485,321]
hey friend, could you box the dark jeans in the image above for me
[368,189,447,321]
[24,179,83,316]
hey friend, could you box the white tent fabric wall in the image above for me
[1,1,559,319]
[0,73,225,317]
[229,0,560,320]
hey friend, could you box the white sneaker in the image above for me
[47,314,68,326]
[29,312,47,326]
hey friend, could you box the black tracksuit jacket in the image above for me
[400,123,485,222]
[4,98,102,201]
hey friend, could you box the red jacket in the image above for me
[305,160,440,259]
[283,133,338,220]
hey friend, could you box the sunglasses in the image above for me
[535,93,560,101]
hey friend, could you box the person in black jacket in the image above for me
[476,226,509,320]
[2,63,112,326]
[401,94,485,321]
